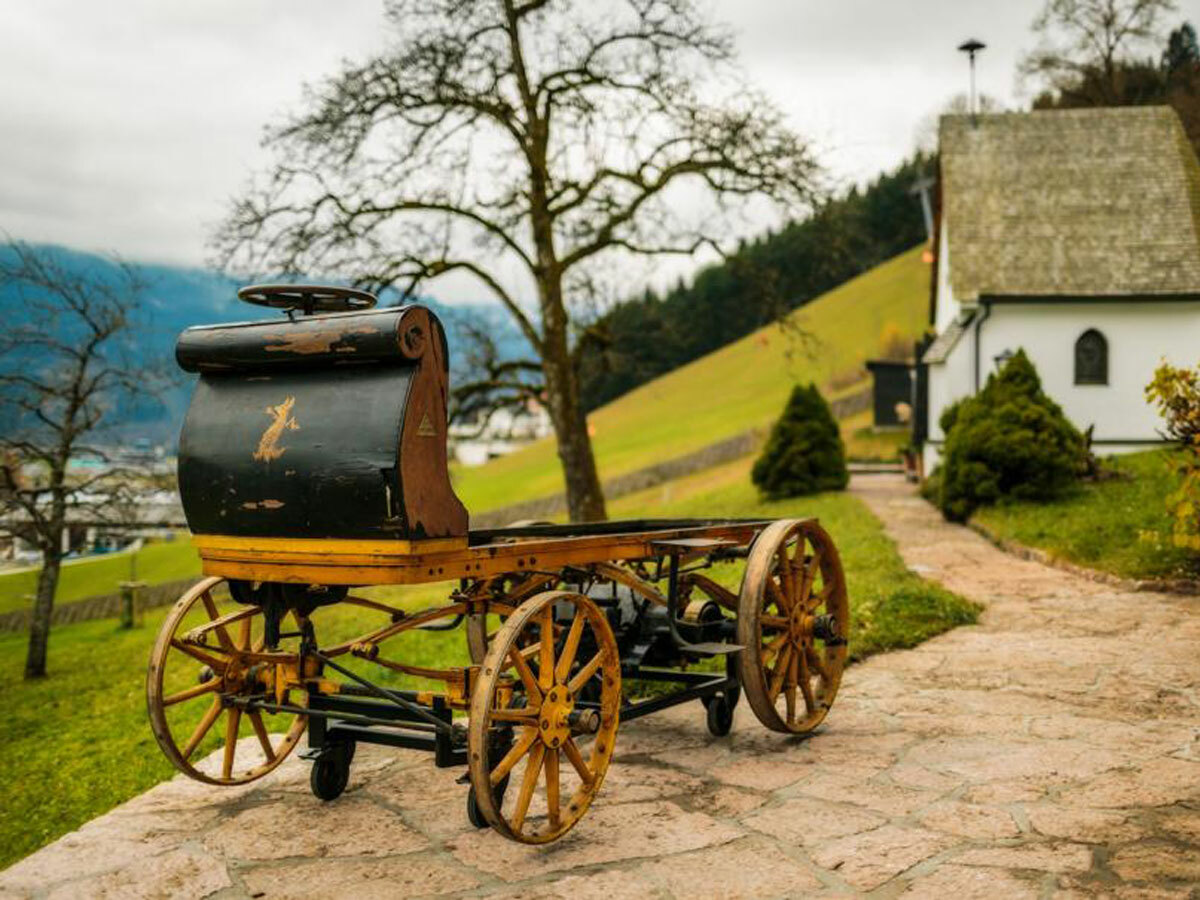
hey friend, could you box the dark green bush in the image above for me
[752,383,848,498]
[939,350,1086,521]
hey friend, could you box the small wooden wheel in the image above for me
[737,519,849,734]
[146,577,307,784]
[468,590,621,844]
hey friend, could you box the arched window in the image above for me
[1074,329,1108,385]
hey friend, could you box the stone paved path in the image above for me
[3,474,1198,899]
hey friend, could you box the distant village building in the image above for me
[449,401,553,467]
[918,106,1200,472]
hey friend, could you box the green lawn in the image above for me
[0,461,976,869]
[0,537,201,615]
[453,246,930,513]
[971,449,1196,581]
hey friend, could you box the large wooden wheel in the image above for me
[468,590,621,844]
[737,519,849,734]
[146,577,307,784]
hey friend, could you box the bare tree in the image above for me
[214,0,820,522]
[0,243,156,678]
[1021,0,1178,102]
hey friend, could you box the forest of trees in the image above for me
[577,153,931,411]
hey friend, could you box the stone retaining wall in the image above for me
[0,577,197,634]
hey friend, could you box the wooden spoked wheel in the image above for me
[737,519,849,734]
[468,591,621,844]
[146,577,307,784]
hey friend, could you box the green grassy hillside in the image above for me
[0,538,200,615]
[455,246,929,513]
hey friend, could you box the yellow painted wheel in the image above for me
[467,590,621,844]
[146,577,307,784]
[737,520,849,734]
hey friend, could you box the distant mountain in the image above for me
[0,244,532,446]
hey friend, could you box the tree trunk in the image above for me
[25,543,62,679]
[540,316,607,523]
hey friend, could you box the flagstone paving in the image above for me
[2,473,1197,898]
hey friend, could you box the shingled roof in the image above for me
[939,106,1200,302]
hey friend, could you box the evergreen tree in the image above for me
[939,351,1087,521]
[752,384,848,499]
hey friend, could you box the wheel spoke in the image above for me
[784,650,799,725]
[490,726,538,786]
[545,749,561,830]
[510,743,546,832]
[163,677,220,707]
[760,615,789,631]
[248,711,274,762]
[222,708,242,779]
[507,645,543,704]
[538,606,555,690]
[554,614,586,683]
[770,563,793,614]
[567,652,604,695]
[807,582,834,614]
[798,551,821,609]
[797,647,817,713]
[238,615,253,651]
[169,639,230,672]
[760,632,788,667]
[181,696,224,761]
[805,645,830,682]
[776,545,794,600]
[200,590,237,653]
[487,707,540,723]
[767,644,793,702]
[562,737,593,785]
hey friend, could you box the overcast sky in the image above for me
[2,0,1196,303]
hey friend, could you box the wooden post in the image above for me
[119,581,146,629]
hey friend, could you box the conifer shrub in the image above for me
[939,350,1086,521]
[752,383,848,498]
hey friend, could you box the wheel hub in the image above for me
[538,685,574,749]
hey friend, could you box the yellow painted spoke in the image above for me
[507,645,543,703]
[248,711,274,761]
[170,640,229,673]
[490,726,537,786]
[562,737,593,785]
[181,696,223,761]
[200,591,237,653]
[554,614,586,684]
[238,615,253,651]
[545,749,561,830]
[567,652,604,695]
[487,707,540,724]
[222,707,242,779]
[767,644,792,702]
[510,743,546,833]
[163,677,220,707]
[538,607,555,691]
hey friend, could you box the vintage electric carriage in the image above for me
[146,285,850,844]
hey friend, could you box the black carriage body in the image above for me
[175,305,467,542]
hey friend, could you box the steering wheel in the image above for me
[237,284,378,316]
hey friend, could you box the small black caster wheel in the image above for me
[466,774,510,829]
[309,742,353,801]
[706,695,735,737]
